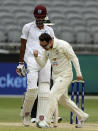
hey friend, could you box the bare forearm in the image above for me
[19,39,26,62]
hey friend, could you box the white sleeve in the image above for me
[21,24,29,40]
[35,51,48,68]
[46,26,55,38]
[64,43,82,77]
[50,27,55,38]
[71,56,82,77]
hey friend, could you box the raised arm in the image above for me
[33,50,48,68]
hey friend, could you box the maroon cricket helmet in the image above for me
[33,5,47,18]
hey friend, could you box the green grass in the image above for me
[0,98,22,122]
[59,98,98,123]
[0,97,98,123]
[0,97,98,131]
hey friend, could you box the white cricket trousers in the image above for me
[27,57,51,89]
[46,75,86,123]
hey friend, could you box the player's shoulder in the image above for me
[55,38,72,52]
[44,25,53,31]
[23,22,34,29]
[56,38,71,48]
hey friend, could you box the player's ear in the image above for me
[49,39,53,47]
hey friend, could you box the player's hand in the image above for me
[76,76,83,81]
[33,50,38,57]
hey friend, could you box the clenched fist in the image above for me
[33,50,38,57]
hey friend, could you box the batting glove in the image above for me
[16,62,27,77]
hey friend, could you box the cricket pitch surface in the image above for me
[0,122,98,131]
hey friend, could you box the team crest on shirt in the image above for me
[53,58,57,61]
[52,57,58,66]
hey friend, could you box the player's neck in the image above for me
[37,25,44,30]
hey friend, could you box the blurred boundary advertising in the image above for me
[0,63,26,95]
[0,54,98,95]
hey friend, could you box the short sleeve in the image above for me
[21,24,29,40]
[50,27,55,38]
[45,26,55,38]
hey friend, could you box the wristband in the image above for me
[19,62,24,64]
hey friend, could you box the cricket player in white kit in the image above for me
[33,33,89,128]
[16,5,54,126]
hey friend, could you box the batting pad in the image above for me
[46,94,58,124]
[20,89,38,117]
[36,82,50,122]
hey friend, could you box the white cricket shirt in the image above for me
[21,21,54,62]
[35,38,82,79]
